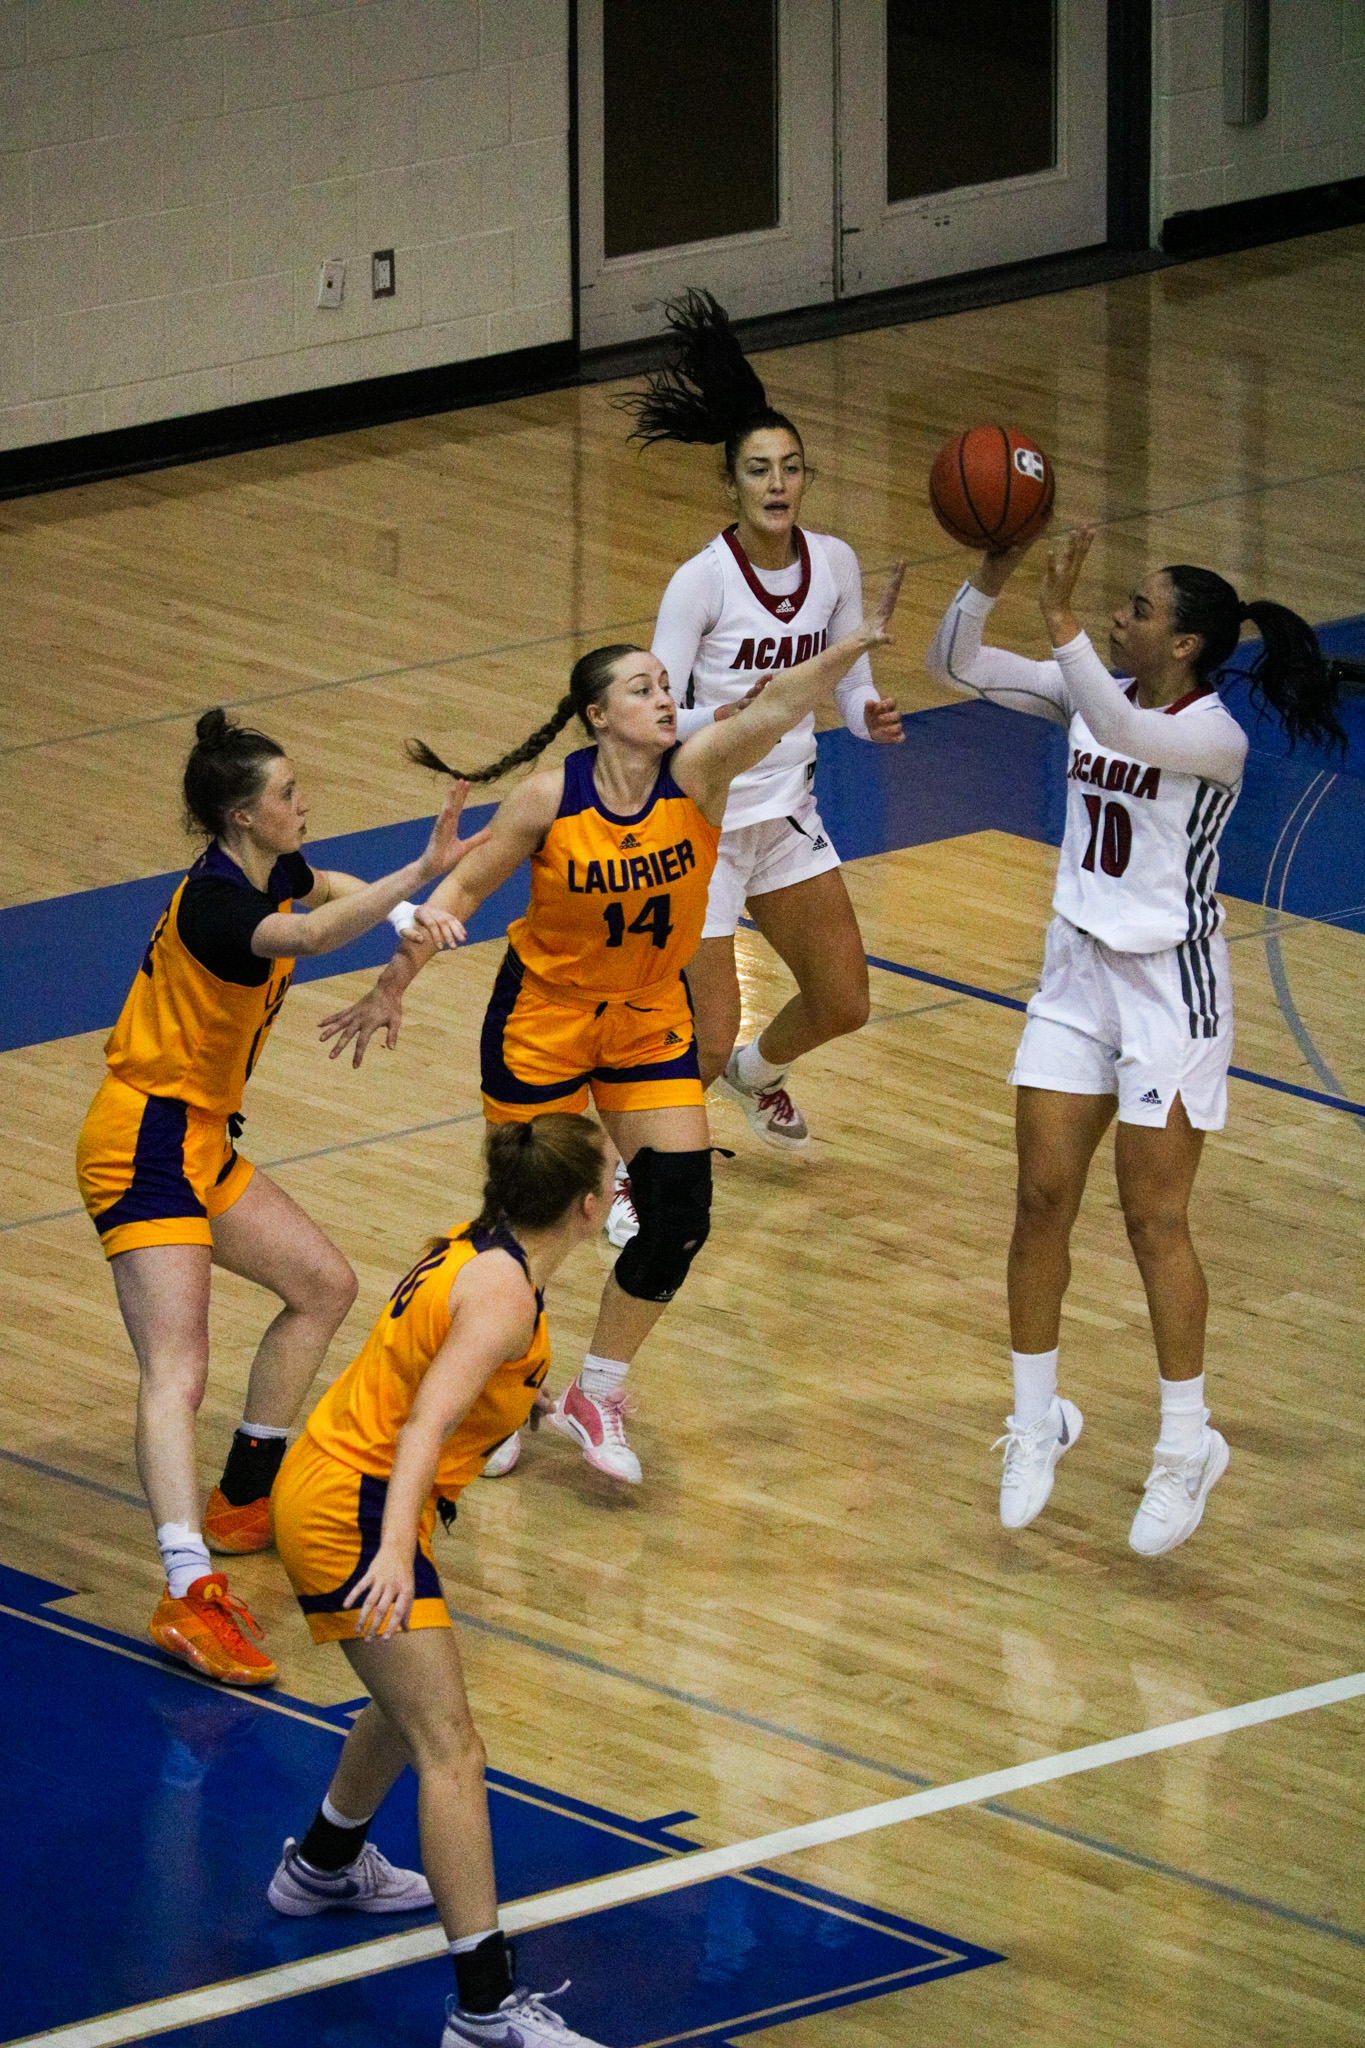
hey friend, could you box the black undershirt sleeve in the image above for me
[176,855,314,986]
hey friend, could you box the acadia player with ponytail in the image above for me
[928,528,1346,1558]
[321,569,904,1485]
[76,709,485,1685]
[612,290,905,1187]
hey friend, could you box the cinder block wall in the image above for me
[1152,0,1365,230]
[0,0,570,453]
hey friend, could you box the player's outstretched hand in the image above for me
[714,677,769,722]
[1040,525,1096,635]
[416,780,492,885]
[865,561,905,646]
[320,980,404,1067]
[343,1545,414,1639]
[971,523,1053,598]
[409,900,466,950]
[865,695,904,744]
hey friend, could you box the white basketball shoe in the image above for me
[267,1838,433,1916]
[995,1397,1083,1529]
[1129,1427,1229,1556]
[545,1379,641,1483]
[720,1051,809,1151]
[480,1433,521,1478]
[605,1158,639,1247]
[443,1983,606,2045]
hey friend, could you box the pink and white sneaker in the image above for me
[721,1052,810,1152]
[605,1159,639,1248]
[545,1380,642,1483]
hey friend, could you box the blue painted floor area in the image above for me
[0,1563,1000,2045]
[4,618,1363,1055]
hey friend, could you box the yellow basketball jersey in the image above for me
[506,746,720,1000]
[305,1222,550,1498]
[104,847,302,1119]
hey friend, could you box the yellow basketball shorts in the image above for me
[76,1073,255,1259]
[479,948,705,1123]
[272,1433,451,1645]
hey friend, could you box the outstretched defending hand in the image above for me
[866,560,905,646]
[319,979,404,1066]
[416,780,491,888]
[1040,526,1097,644]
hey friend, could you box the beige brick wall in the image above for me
[0,0,571,452]
[1152,0,1365,228]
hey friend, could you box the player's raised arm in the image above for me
[672,562,904,820]
[318,771,560,1066]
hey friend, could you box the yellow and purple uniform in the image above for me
[272,1221,549,1641]
[76,845,311,1258]
[481,745,721,1121]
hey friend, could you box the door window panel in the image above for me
[885,0,1056,204]
[603,0,779,257]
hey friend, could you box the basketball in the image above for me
[929,424,1055,549]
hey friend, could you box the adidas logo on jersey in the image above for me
[1139,1088,1163,1105]
[776,597,794,614]
[619,833,640,848]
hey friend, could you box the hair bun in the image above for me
[195,707,231,747]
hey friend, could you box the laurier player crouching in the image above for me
[322,568,904,1484]
[929,528,1346,1555]
[75,709,484,1686]
[270,1117,616,2048]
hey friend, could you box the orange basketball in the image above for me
[929,425,1055,550]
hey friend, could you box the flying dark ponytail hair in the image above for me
[183,707,285,839]
[407,643,641,786]
[1165,565,1348,756]
[616,288,804,477]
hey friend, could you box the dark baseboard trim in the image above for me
[0,338,577,502]
[1161,176,1365,259]
[579,243,1171,384]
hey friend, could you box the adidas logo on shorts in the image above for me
[1139,1088,1162,1105]
[811,834,828,850]
[663,1029,682,1045]
[619,832,640,848]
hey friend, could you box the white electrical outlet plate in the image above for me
[372,248,395,298]
[317,258,346,309]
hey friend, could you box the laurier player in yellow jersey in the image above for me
[321,566,904,1483]
[270,1117,615,2048]
[76,708,486,1685]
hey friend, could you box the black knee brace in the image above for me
[613,1147,712,1303]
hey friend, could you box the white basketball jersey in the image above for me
[1053,687,1244,952]
[684,527,842,830]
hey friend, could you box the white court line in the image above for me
[15,1670,1363,2048]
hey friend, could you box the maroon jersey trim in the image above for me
[721,525,812,621]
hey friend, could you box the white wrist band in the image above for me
[386,900,420,936]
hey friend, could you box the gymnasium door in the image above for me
[577,3,1108,350]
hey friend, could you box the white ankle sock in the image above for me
[449,1927,500,1955]
[579,1352,629,1400]
[1010,1348,1059,1428]
[1156,1373,1207,1456]
[322,1791,374,1830]
[238,1418,289,1440]
[157,1522,212,1600]
[734,1038,786,1092]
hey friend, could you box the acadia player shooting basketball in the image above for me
[929,528,1346,1555]
[320,568,903,1484]
[612,291,904,1188]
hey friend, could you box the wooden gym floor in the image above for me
[1,226,1363,2044]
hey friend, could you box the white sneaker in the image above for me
[1129,1426,1229,1556]
[481,1433,521,1478]
[443,1983,605,2045]
[994,1396,1083,1530]
[544,1379,641,1483]
[267,1837,433,1916]
[605,1159,639,1247]
[721,1052,810,1151]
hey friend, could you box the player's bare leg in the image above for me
[204,1170,357,1552]
[547,1102,711,1483]
[996,1088,1114,1531]
[113,1242,276,1683]
[722,867,870,1149]
[1114,1095,1227,1555]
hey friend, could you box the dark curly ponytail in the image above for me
[407,643,641,786]
[1165,566,1347,756]
[616,288,804,477]
[183,708,286,839]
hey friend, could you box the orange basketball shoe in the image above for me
[148,1573,277,1686]
[203,1485,273,1555]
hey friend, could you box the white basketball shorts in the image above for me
[701,795,842,940]
[1009,914,1233,1130]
